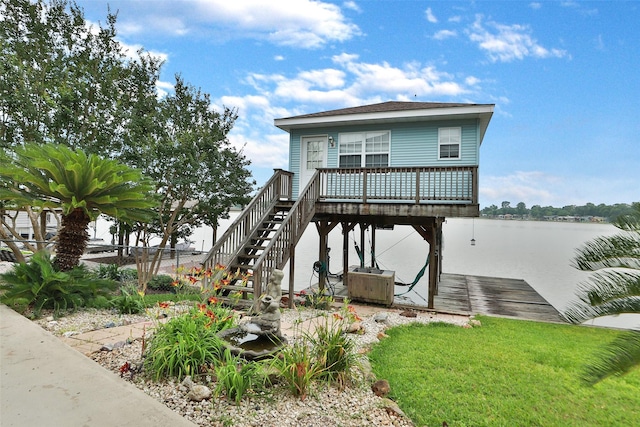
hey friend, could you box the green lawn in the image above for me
[368,316,639,427]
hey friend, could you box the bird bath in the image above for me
[217,269,287,360]
[217,325,287,360]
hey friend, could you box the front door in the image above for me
[299,135,328,195]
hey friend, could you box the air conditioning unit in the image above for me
[347,267,395,306]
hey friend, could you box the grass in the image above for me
[142,293,201,306]
[368,316,640,427]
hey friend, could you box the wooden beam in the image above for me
[288,244,295,309]
[342,222,357,287]
[428,223,437,308]
[315,221,340,292]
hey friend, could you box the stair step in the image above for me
[218,296,254,310]
[238,254,261,260]
[218,284,255,293]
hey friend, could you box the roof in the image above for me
[281,101,485,119]
[274,101,495,143]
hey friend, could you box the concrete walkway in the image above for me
[0,305,196,427]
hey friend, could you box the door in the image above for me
[299,135,328,195]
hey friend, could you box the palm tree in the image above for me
[563,202,640,384]
[0,143,157,271]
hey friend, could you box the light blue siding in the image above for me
[288,119,480,195]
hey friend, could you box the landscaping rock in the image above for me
[371,379,391,397]
[373,312,389,323]
[182,375,212,402]
[100,344,114,352]
[381,397,407,418]
[346,321,362,333]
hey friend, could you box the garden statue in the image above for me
[217,269,287,360]
[245,269,283,335]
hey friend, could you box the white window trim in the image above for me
[338,130,391,168]
[438,127,461,160]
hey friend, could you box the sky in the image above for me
[73,0,639,209]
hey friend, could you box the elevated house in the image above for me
[203,101,494,309]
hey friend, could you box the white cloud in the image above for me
[228,132,289,168]
[468,15,568,62]
[342,1,361,13]
[192,0,361,48]
[274,55,285,61]
[529,2,542,10]
[433,29,457,40]
[217,55,479,169]
[425,7,438,24]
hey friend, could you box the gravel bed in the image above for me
[28,295,471,426]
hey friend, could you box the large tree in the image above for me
[563,202,640,384]
[129,76,254,287]
[0,0,162,153]
[0,0,161,254]
[0,143,157,271]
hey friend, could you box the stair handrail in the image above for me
[201,169,293,282]
[250,170,321,297]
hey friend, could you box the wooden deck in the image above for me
[433,274,564,323]
[317,272,564,323]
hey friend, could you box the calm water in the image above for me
[95,215,638,329]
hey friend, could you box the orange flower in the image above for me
[208,296,218,305]
[333,313,344,320]
[197,303,207,312]
[158,302,170,309]
[188,276,198,284]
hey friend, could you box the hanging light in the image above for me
[470,218,476,246]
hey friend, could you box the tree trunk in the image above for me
[54,209,90,271]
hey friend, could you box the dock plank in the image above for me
[305,272,565,323]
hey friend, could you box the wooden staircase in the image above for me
[201,169,321,307]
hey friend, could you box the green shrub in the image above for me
[148,274,175,292]
[144,302,236,380]
[96,264,137,284]
[214,348,264,403]
[111,284,145,314]
[268,339,323,399]
[297,288,334,310]
[0,251,117,316]
[87,295,113,310]
[307,316,358,387]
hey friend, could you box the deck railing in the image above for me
[318,166,478,204]
[202,169,293,272]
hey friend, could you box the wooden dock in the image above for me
[433,274,564,323]
[317,272,564,323]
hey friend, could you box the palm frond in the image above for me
[582,330,640,385]
[563,270,640,323]
[572,233,640,271]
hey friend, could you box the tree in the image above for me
[563,202,640,384]
[1,0,161,253]
[0,143,158,271]
[128,76,254,288]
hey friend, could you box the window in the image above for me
[305,140,324,170]
[439,127,461,159]
[339,131,389,167]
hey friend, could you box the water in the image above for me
[94,215,638,329]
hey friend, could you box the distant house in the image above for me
[204,101,494,309]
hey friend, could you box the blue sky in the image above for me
[75,0,639,208]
